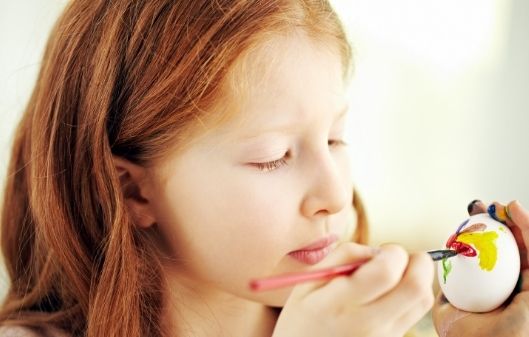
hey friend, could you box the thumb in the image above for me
[506,200,529,271]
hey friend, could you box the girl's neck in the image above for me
[161,271,279,337]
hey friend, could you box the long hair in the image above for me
[0,1,365,336]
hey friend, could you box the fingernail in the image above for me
[505,202,513,221]
[467,199,480,214]
[488,203,508,223]
[468,200,486,215]
[488,204,499,222]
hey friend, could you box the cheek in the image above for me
[154,167,298,285]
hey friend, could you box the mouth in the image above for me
[288,234,339,265]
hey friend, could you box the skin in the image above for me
[115,34,434,337]
[433,200,529,337]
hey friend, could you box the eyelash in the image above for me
[328,139,348,147]
[254,158,288,172]
[253,139,348,172]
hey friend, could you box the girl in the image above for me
[0,0,526,336]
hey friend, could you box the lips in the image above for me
[288,234,338,265]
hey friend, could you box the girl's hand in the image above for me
[273,242,435,337]
[432,200,529,337]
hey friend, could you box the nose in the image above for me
[299,150,348,218]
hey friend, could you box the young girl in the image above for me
[0,1,527,336]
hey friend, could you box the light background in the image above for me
[336,0,529,250]
[1,1,528,336]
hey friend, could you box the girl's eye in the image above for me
[251,151,290,172]
[253,158,288,172]
[328,139,348,147]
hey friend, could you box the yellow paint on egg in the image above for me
[457,231,499,271]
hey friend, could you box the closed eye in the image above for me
[250,140,345,172]
[328,139,348,147]
[251,151,291,172]
[252,158,288,172]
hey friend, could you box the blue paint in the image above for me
[455,219,470,235]
[488,204,499,222]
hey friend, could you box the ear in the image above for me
[113,156,157,229]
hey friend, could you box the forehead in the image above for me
[221,34,347,134]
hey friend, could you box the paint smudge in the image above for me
[442,257,452,284]
[449,241,477,257]
[443,221,500,282]
[459,223,487,234]
[488,204,509,223]
[456,231,499,271]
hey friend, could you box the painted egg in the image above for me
[438,213,520,312]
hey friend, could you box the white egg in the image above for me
[438,213,520,312]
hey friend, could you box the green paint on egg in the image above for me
[442,257,452,284]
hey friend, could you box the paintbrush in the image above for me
[249,249,457,292]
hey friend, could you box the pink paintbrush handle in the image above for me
[249,249,454,292]
[249,259,368,292]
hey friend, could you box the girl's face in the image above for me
[147,36,355,306]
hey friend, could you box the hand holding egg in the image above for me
[438,212,520,312]
[433,200,529,337]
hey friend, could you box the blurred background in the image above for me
[1,1,528,336]
[334,0,529,250]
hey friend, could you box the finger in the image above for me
[507,200,529,236]
[467,199,487,216]
[393,295,434,337]
[309,244,409,307]
[486,201,528,270]
[505,201,529,270]
[488,201,515,227]
[488,201,510,223]
[289,242,378,297]
[516,264,529,293]
[370,252,434,319]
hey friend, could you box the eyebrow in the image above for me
[240,104,349,140]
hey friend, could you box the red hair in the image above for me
[0,1,365,336]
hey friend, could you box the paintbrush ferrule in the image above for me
[427,249,458,261]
